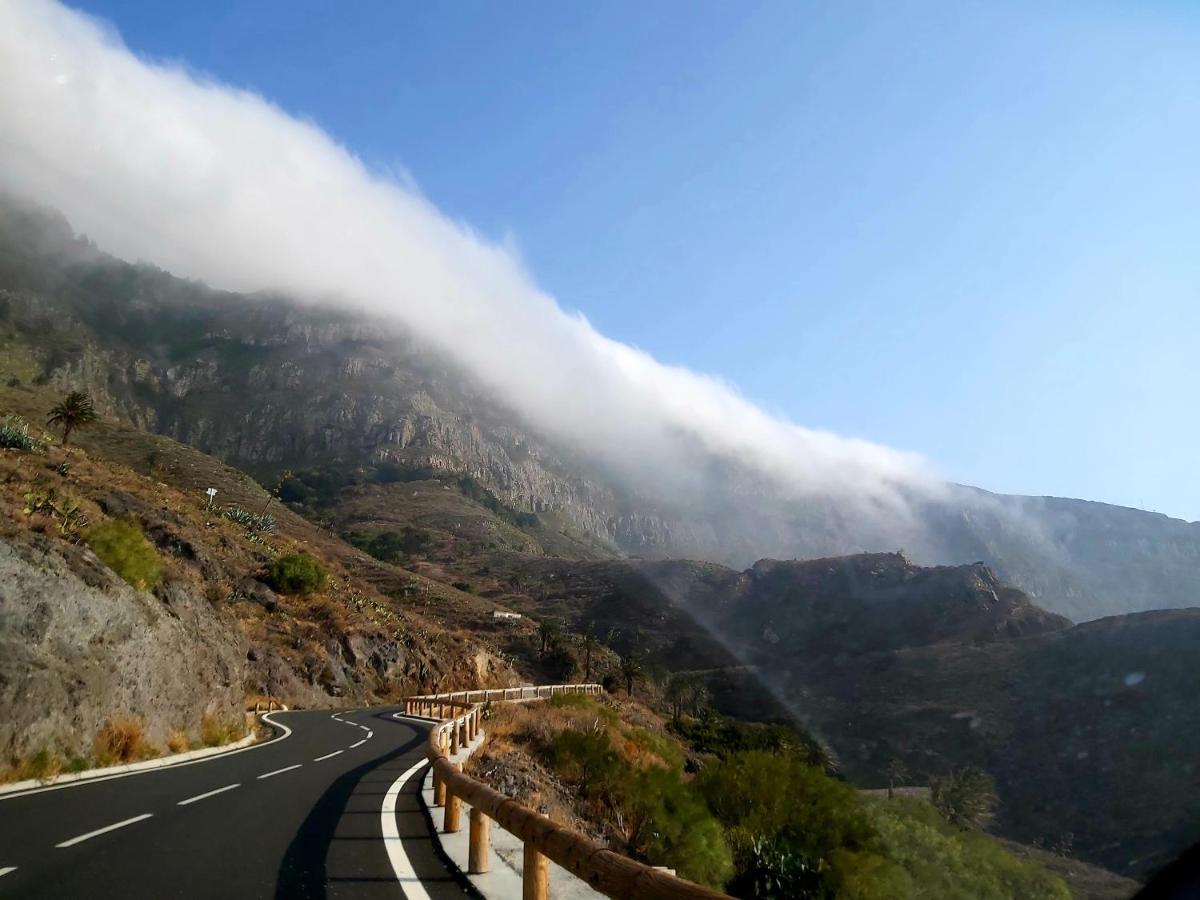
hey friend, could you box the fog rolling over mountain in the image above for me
[2,193,1199,622]
[0,0,936,523]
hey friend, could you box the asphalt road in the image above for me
[0,708,468,899]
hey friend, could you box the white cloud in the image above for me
[0,0,938,516]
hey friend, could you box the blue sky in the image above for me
[69,1,1200,520]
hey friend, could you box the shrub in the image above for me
[930,767,997,830]
[355,527,432,563]
[85,519,161,589]
[167,730,190,753]
[867,797,1069,899]
[200,712,245,747]
[544,644,578,681]
[263,552,327,595]
[0,415,39,451]
[545,728,733,887]
[93,716,151,766]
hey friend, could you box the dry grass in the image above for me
[92,715,155,766]
[166,729,190,753]
[199,711,246,747]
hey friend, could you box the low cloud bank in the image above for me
[0,0,938,516]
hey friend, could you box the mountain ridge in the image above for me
[3,192,1198,622]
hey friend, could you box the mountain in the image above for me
[499,552,1200,879]
[2,193,1197,623]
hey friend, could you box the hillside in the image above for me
[0,372,521,767]
[499,551,1197,880]
[2,194,1199,623]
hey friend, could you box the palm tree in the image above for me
[537,618,561,656]
[581,627,599,680]
[619,654,643,697]
[46,391,98,446]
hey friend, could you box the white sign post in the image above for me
[205,487,218,510]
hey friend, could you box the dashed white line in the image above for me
[350,739,367,749]
[257,764,302,780]
[56,813,153,848]
[0,867,16,878]
[314,750,343,762]
[178,783,240,806]
[381,758,433,899]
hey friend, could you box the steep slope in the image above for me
[2,192,1198,625]
[0,372,515,764]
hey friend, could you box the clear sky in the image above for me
[64,1,1200,521]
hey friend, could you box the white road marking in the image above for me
[178,783,240,806]
[0,712,293,802]
[257,764,302,780]
[349,739,367,749]
[56,813,153,848]
[366,731,373,738]
[314,750,343,762]
[381,757,433,899]
[0,867,16,878]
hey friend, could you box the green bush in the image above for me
[700,749,876,894]
[545,728,733,887]
[346,527,432,564]
[85,519,161,590]
[263,553,327,595]
[930,767,997,830]
[866,797,1069,900]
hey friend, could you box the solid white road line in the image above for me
[0,867,16,878]
[350,739,367,749]
[178,783,240,806]
[257,764,302,780]
[56,813,153,848]
[366,730,373,738]
[314,750,343,762]
[0,712,294,802]
[381,757,433,900]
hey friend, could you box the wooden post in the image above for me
[450,719,460,754]
[468,807,490,873]
[523,844,549,900]
[433,770,446,806]
[444,786,462,833]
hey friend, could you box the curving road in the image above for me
[0,708,468,898]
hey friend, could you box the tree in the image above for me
[665,674,692,722]
[929,768,997,830]
[620,654,643,697]
[886,758,909,800]
[544,644,578,681]
[538,618,562,656]
[581,627,599,680]
[46,391,98,446]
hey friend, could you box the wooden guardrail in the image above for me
[404,684,729,900]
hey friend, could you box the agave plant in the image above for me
[0,415,40,451]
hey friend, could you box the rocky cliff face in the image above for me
[0,533,245,758]
[3,193,1199,622]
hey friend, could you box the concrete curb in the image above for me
[0,712,287,798]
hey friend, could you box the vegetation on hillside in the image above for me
[46,390,97,446]
[85,518,162,590]
[472,695,1069,899]
[263,552,328,596]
